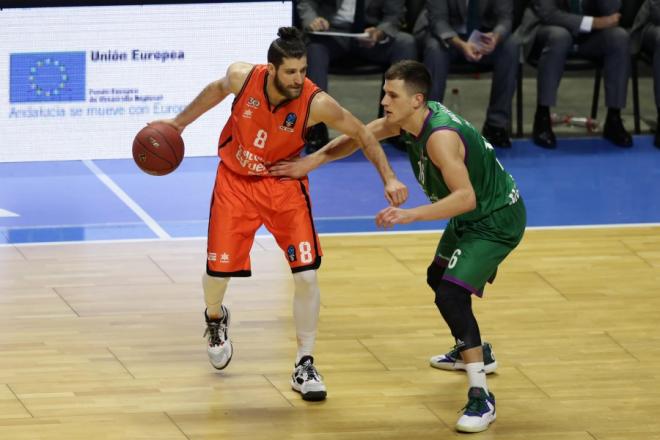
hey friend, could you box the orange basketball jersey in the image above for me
[217,64,321,175]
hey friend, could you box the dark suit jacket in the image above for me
[297,0,406,37]
[515,0,621,57]
[413,0,513,44]
[631,0,660,53]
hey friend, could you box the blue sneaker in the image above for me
[455,387,496,432]
[429,342,497,374]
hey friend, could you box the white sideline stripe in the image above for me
[318,222,660,237]
[0,208,19,217]
[1,222,659,248]
[82,160,170,239]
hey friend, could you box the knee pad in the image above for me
[202,273,230,317]
[293,270,318,288]
[433,280,481,351]
[426,261,446,291]
[202,273,229,297]
[293,270,319,296]
[291,270,320,337]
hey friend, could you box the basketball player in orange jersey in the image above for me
[154,27,408,401]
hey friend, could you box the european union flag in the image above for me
[10,51,86,103]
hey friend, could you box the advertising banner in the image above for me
[0,2,292,161]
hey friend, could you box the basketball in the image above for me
[132,122,184,176]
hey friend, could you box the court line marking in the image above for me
[0,208,19,218]
[1,221,659,247]
[82,159,171,239]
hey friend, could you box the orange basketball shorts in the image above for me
[206,163,322,277]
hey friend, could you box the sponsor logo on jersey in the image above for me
[208,252,230,263]
[235,144,267,175]
[279,112,297,132]
[242,109,252,119]
[247,96,260,108]
[287,245,297,262]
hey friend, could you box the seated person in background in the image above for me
[515,0,632,148]
[631,0,660,148]
[297,0,418,152]
[413,0,520,148]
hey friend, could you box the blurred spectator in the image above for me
[631,0,660,148]
[297,0,417,152]
[516,0,632,148]
[413,0,520,148]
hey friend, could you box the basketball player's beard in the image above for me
[274,74,302,99]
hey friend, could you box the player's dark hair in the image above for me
[267,27,306,68]
[385,60,431,100]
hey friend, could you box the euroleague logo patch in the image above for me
[287,245,297,262]
[279,112,297,132]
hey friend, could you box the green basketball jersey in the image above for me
[401,101,520,222]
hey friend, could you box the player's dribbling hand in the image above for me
[376,206,415,228]
[149,118,184,133]
[384,178,408,207]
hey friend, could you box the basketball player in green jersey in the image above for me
[269,60,526,433]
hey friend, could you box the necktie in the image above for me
[466,0,481,36]
[352,0,366,33]
[569,0,582,14]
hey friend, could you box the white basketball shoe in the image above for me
[290,355,327,401]
[203,305,233,370]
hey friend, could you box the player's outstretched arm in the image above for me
[312,93,408,206]
[315,116,399,163]
[269,116,398,178]
[153,62,252,133]
[376,130,476,227]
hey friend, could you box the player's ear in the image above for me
[413,92,425,109]
[267,63,277,76]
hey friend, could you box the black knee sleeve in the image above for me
[433,280,482,351]
[426,260,446,291]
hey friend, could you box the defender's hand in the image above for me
[376,206,416,228]
[384,178,408,207]
[269,156,315,179]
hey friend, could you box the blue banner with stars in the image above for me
[10,51,86,103]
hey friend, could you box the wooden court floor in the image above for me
[1,226,659,439]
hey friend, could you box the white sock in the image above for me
[202,273,229,318]
[292,270,321,364]
[465,362,488,394]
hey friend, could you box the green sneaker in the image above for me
[455,387,496,432]
[429,342,497,373]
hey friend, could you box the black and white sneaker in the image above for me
[290,355,327,401]
[203,305,233,370]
